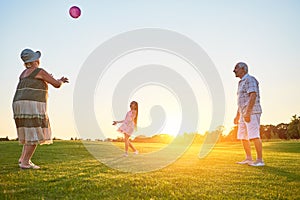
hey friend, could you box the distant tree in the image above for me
[286,115,300,139]
[260,125,275,140]
[113,137,124,142]
[222,126,238,142]
[105,138,113,142]
[274,123,288,139]
[270,128,280,139]
[149,134,173,143]
[192,133,205,143]
[134,135,150,143]
[0,136,9,141]
[202,126,224,143]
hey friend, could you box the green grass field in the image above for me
[0,140,299,199]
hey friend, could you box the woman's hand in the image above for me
[59,77,69,83]
[112,121,117,125]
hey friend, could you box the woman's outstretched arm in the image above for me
[35,69,69,88]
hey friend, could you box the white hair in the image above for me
[236,62,248,73]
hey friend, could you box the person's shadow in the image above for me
[255,165,300,182]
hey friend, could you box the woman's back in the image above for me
[13,68,48,103]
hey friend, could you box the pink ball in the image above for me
[69,6,81,19]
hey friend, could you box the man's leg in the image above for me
[248,114,264,166]
[236,118,253,164]
[241,139,253,160]
[252,138,263,162]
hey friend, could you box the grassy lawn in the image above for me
[0,140,299,199]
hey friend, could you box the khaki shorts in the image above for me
[237,113,261,140]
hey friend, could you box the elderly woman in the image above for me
[13,48,68,169]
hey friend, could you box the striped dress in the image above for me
[13,68,52,145]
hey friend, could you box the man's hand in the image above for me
[244,112,251,123]
[234,115,239,124]
[234,111,240,124]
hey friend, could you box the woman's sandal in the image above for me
[20,164,40,169]
[19,160,40,169]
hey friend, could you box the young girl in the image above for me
[113,101,139,156]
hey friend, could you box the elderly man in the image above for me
[233,62,264,167]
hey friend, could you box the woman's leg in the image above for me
[21,144,37,166]
[19,145,25,163]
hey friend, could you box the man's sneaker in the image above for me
[123,153,128,157]
[236,159,253,165]
[134,150,139,155]
[248,161,265,167]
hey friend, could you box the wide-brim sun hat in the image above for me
[21,48,41,63]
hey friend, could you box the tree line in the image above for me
[221,114,300,142]
[1,115,299,142]
[105,114,300,143]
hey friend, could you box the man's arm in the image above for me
[244,92,257,122]
[234,110,240,124]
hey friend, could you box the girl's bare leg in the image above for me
[128,141,136,152]
[124,133,138,154]
[124,134,129,153]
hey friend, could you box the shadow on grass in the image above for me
[264,141,300,153]
[258,165,300,182]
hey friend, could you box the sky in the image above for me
[0,0,300,140]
